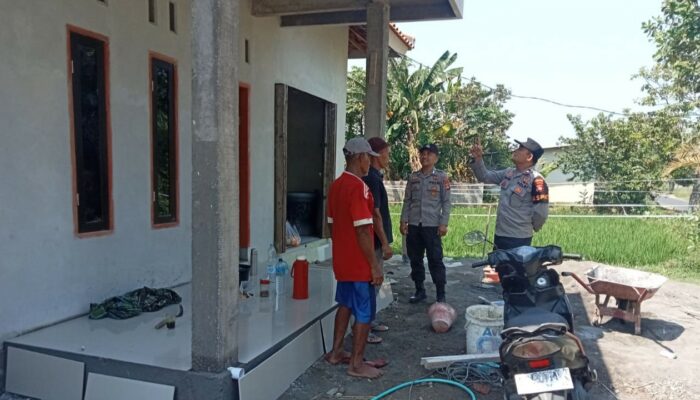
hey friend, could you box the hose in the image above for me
[370,378,477,400]
[437,361,502,388]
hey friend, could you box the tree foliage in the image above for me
[346,66,366,139]
[637,0,700,118]
[636,0,700,205]
[558,112,683,212]
[346,51,514,181]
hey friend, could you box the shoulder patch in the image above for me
[444,176,451,191]
[532,177,549,203]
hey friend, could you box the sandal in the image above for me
[338,356,389,368]
[366,333,383,344]
[364,358,389,368]
[371,323,389,332]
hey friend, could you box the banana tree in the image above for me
[385,51,462,175]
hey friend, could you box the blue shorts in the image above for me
[335,282,376,324]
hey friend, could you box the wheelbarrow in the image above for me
[562,266,667,335]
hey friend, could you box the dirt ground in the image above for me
[280,255,700,400]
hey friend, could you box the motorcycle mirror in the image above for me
[463,230,487,246]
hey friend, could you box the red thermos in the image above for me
[291,256,309,299]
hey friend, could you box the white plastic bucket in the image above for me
[464,305,504,354]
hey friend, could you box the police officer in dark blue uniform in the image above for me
[400,144,452,303]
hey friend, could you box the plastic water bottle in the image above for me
[266,244,277,284]
[275,258,289,296]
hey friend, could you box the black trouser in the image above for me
[494,235,532,250]
[407,225,446,285]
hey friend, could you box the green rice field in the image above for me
[388,205,699,282]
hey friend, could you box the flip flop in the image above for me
[364,358,389,368]
[336,355,389,368]
[366,333,383,344]
[371,323,389,332]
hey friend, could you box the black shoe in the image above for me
[436,295,446,303]
[409,289,427,303]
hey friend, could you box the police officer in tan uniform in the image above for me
[400,144,452,303]
[469,137,549,250]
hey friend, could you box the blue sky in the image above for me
[357,1,663,148]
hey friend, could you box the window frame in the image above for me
[149,52,179,228]
[67,25,113,237]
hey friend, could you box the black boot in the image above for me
[436,284,446,303]
[409,282,427,304]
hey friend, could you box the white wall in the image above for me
[238,1,348,256]
[549,183,595,204]
[0,0,192,341]
[0,0,350,341]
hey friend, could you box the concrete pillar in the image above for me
[364,1,390,139]
[191,0,240,372]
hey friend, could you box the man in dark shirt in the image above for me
[362,137,393,343]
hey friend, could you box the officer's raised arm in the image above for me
[469,137,507,184]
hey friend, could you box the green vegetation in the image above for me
[346,52,514,181]
[388,205,700,282]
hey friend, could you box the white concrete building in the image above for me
[1,1,463,399]
[539,146,594,204]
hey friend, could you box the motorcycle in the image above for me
[465,231,597,400]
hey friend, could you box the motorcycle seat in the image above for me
[502,308,569,335]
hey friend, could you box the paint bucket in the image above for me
[428,302,456,333]
[464,304,504,354]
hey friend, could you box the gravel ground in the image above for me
[280,255,700,400]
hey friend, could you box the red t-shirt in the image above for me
[326,171,375,282]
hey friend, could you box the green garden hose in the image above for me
[370,378,477,400]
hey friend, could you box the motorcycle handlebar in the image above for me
[470,260,490,268]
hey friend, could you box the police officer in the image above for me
[469,137,549,250]
[400,144,452,303]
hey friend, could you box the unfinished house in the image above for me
[0,1,463,399]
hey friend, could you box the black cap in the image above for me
[515,138,544,164]
[419,143,439,155]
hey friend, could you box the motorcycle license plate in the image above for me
[514,367,574,395]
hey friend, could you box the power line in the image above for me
[400,54,628,116]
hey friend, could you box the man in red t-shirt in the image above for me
[324,137,385,379]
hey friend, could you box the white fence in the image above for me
[386,181,595,205]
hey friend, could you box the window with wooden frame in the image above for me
[168,2,177,33]
[150,55,178,226]
[69,29,112,234]
[274,84,336,253]
[148,0,157,24]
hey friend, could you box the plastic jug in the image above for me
[291,256,309,299]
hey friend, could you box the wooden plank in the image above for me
[252,0,367,17]
[321,102,337,239]
[274,83,288,253]
[420,352,500,370]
